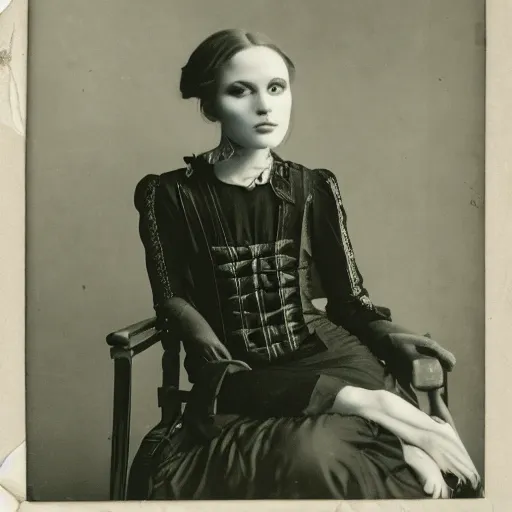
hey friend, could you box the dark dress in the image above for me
[209,174,416,417]
[132,153,431,500]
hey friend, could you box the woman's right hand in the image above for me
[195,338,252,372]
[163,297,237,362]
[198,337,233,362]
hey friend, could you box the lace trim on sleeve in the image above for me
[141,176,174,303]
[318,169,374,310]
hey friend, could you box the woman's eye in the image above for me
[228,86,250,97]
[269,83,285,95]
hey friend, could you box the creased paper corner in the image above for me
[0,483,20,512]
[0,441,26,506]
[0,0,13,16]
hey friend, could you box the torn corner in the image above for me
[0,441,26,503]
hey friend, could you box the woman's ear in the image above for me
[201,100,218,123]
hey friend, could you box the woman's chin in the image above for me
[228,130,287,151]
[248,136,285,150]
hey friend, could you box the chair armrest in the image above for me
[401,344,444,391]
[387,341,445,393]
[107,317,163,358]
[310,298,445,391]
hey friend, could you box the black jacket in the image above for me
[134,152,449,382]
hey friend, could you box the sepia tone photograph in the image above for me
[25,0,485,503]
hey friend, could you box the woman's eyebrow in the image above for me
[228,80,254,88]
[227,77,287,88]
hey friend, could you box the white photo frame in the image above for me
[2,0,510,510]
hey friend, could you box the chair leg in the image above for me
[442,368,448,407]
[110,355,132,501]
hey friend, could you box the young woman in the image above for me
[134,29,480,500]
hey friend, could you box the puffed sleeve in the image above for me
[134,174,240,380]
[134,174,186,313]
[309,169,423,358]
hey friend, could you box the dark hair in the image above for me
[180,29,296,121]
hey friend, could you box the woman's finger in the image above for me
[216,343,232,360]
[206,346,221,361]
[454,455,479,486]
[436,442,475,484]
[434,454,464,483]
[213,347,225,361]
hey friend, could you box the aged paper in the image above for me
[0,0,26,510]
[1,0,511,510]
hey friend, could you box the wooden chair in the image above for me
[106,305,454,501]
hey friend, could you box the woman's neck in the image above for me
[220,147,271,172]
[211,137,273,188]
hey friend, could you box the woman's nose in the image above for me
[255,93,272,115]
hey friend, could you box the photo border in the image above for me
[1,0,510,509]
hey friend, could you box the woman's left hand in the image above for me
[388,333,456,371]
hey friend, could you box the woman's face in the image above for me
[213,46,292,149]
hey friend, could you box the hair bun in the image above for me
[179,64,198,100]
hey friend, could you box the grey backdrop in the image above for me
[26,0,485,501]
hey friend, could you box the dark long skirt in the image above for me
[136,318,428,500]
[216,316,418,418]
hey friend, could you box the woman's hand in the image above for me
[198,337,233,362]
[163,297,236,362]
[388,333,456,371]
[419,421,480,490]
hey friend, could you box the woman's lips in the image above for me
[254,121,277,127]
[254,122,277,133]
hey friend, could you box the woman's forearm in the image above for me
[160,297,232,360]
[162,296,223,345]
